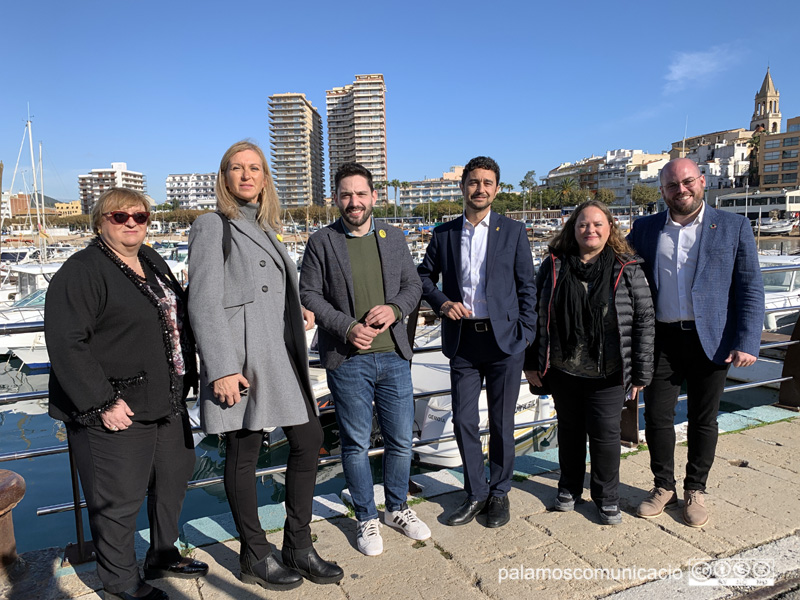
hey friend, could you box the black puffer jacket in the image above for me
[524,252,655,392]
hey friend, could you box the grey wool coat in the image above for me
[188,211,316,434]
[299,218,422,371]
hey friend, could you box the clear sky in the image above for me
[1,0,797,204]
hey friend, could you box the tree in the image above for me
[388,179,401,216]
[518,170,537,213]
[374,181,387,206]
[595,188,616,205]
[559,177,578,204]
[631,184,660,208]
[747,133,762,187]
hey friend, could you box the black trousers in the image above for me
[549,369,625,506]
[450,322,525,501]
[644,323,730,492]
[68,412,195,594]
[224,391,323,564]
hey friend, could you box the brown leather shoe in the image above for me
[636,487,678,518]
[683,490,709,528]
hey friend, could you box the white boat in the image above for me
[759,254,800,332]
[755,218,796,236]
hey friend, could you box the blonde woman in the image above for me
[188,141,342,590]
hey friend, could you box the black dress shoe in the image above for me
[104,583,169,600]
[282,545,344,584]
[143,558,209,580]
[240,553,303,591]
[485,496,510,528]
[446,498,487,526]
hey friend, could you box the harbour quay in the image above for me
[2,407,799,600]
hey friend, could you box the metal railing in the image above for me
[2,283,800,563]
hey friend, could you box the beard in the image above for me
[667,191,703,216]
[339,204,373,228]
[465,194,492,212]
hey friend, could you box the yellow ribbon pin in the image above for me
[277,233,283,242]
[379,230,387,238]
[496,227,500,231]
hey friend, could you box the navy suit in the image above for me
[418,213,536,500]
[628,204,764,491]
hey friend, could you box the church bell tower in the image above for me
[750,68,781,133]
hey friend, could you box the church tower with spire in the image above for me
[750,68,781,133]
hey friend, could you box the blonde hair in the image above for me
[91,188,151,235]
[216,140,281,231]
[549,199,633,257]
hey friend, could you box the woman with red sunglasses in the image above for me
[45,188,206,600]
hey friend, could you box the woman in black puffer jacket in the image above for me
[524,200,654,525]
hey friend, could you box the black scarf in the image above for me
[92,237,193,415]
[553,245,615,363]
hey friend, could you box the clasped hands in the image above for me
[347,305,395,350]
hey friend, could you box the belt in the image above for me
[463,319,491,333]
[658,320,696,331]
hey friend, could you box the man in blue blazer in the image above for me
[628,157,764,528]
[418,156,536,528]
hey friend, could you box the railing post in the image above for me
[0,469,25,567]
[777,313,800,411]
[61,438,95,567]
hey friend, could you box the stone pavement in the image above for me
[2,411,799,600]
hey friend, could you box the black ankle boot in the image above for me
[240,553,303,591]
[281,546,344,584]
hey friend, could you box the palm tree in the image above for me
[400,181,411,218]
[559,177,577,204]
[374,181,387,208]
[389,179,401,218]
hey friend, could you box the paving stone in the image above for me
[476,540,624,600]
[718,412,761,432]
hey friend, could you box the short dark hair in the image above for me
[334,162,374,193]
[462,156,500,186]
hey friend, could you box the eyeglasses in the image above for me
[104,211,150,225]
[663,177,702,193]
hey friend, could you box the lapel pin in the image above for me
[277,233,283,242]
[709,224,717,229]
[379,230,387,238]
[496,226,500,231]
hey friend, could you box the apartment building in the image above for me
[326,74,387,201]
[597,150,670,203]
[398,166,464,211]
[545,156,605,193]
[268,93,325,207]
[166,173,217,210]
[78,162,146,214]
[759,116,800,192]
[54,201,82,217]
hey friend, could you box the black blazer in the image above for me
[46,243,194,424]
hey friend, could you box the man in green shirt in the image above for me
[300,163,430,556]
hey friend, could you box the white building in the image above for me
[398,166,464,211]
[166,173,217,210]
[326,74,387,201]
[597,150,670,203]
[268,93,325,208]
[78,162,146,214]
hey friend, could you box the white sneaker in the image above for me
[383,504,431,541]
[357,518,383,556]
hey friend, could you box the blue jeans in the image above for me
[327,351,414,522]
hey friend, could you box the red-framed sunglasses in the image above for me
[104,211,151,225]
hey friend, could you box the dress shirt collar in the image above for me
[666,201,705,228]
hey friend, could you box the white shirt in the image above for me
[460,211,491,318]
[656,202,705,322]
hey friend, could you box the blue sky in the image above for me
[1,0,797,204]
